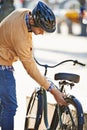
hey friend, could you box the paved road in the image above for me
[14,33,87,130]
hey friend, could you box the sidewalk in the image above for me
[14,32,87,130]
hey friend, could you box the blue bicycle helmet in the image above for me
[32,1,56,32]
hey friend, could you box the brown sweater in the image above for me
[0,8,50,90]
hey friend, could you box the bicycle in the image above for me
[24,59,85,130]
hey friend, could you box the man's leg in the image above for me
[0,69,18,130]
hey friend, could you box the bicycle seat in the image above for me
[54,72,80,83]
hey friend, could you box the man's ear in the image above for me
[29,18,35,25]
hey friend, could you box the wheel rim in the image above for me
[56,103,78,130]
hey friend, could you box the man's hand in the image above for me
[50,87,68,106]
[47,79,67,106]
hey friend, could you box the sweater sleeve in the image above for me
[12,28,50,90]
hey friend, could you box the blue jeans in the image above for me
[0,69,18,130]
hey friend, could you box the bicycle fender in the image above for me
[69,95,84,124]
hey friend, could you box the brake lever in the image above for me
[73,60,86,66]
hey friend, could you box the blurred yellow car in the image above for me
[65,10,80,23]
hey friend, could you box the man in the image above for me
[0,1,67,130]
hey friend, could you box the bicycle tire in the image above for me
[24,89,43,130]
[52,97,84,130]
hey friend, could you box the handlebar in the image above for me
[34,58,86,68]
[34,58,86,76]
[73,60,86,66]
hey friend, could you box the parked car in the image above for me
[65,10,80,23]
[51,0,81,34]
[53,0,80,22]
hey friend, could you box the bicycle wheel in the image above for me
[24,89,43,130]
[54,97,84,130]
